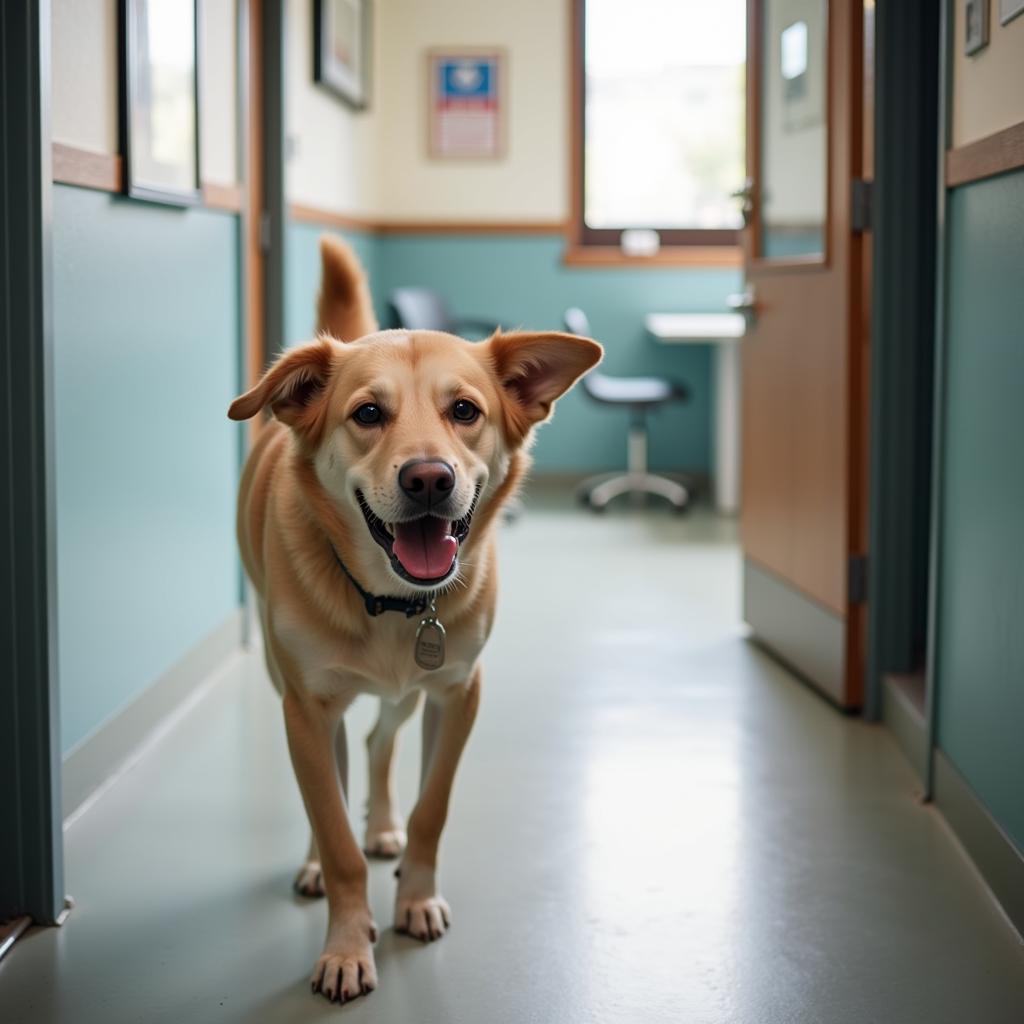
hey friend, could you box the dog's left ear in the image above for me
[488,331,603,430]
[228,338,338,444]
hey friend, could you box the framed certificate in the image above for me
[119,0,201,205]
[427,50,505,159]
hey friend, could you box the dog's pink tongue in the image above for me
[392,518,457,579]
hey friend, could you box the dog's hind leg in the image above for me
[363,690,421,858]
[294,713,350,897]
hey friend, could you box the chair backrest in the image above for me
[389,288,454,332]
[563,306,608,399]
[563,306,591,338]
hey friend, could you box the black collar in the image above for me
[331,547,430,618]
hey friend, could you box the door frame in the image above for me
[241,0,286,400]
[0,0,66,928]
[260,0,286,370]
[863,1,942,767]
[922,0,954,800]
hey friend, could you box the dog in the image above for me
[228,237,602,1004]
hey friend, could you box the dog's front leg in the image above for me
[282,691,377,1003]
[395,668,481,941]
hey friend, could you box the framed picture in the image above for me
[964,0,990,55]
[427,50,505,159]
[1001,0,1024,25]
[314,0,372,109]
[119,0,201,205]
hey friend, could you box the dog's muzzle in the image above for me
[356,486,479,587]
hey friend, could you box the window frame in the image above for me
[567,0,743,265]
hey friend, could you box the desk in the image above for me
[644,313,745,515]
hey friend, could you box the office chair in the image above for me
[564,307,690,512]
[388,287,503,338]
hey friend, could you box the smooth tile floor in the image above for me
[2,493,1023,1023]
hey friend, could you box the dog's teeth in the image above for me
[385,523,395,537]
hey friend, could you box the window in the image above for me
[572,0,746,254]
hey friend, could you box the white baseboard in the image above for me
[61,609,244,819]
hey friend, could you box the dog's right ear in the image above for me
[228,338,337,439]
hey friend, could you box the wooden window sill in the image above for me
[562,244,742,268]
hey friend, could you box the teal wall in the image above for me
[936,170,1024,851]
[286,222,740,473]
[54,186,242,754]
[286,220,383,346]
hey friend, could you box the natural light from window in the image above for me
[584,0,746,232]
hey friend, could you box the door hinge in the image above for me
[851,178,873,233]
[848,554,868,605]
[259,211,272,253]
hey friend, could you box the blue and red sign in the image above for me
[430,53,502,158]
[437,58,498,108]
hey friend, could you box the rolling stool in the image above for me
[565,307,690,512]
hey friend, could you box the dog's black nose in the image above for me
[398,459,456,508]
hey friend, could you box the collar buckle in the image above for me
[331,545,433,619]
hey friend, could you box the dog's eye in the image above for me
[353,403,383,426]
[451,399,480,424]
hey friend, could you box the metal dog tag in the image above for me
[414,605,446,671]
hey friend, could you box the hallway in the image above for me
[1,493,1022,1023]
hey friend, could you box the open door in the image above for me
[738,0,870,708]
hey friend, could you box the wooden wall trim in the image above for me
[52,142,122,192]
[374,219,567,236]
[201,182,243,212]
[51,141,734,252]
[563,244,741,268]
[946,121,1024,188]
[289,204,567,236]
[52,143,242,213]
[289,203,378,233]
[289,204,742,261]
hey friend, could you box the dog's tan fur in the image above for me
[228,237,601,1004]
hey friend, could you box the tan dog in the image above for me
[228,238,601,1005]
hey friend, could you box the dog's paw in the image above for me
[293,860,325,898]
[311,918,378,1005]
[395,894,451,942]
[364,827,406,859]
[310,949,377,1004]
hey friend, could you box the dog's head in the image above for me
[229,329,602,592]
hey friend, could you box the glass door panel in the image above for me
[758,0,828,260]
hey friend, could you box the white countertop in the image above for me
[645,312,746,343]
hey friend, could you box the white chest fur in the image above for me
[273,599,486,704]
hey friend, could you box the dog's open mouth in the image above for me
[356,490,478,586]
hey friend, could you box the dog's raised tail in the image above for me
[316,235,378,341]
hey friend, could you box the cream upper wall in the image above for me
[372,0,569,221]
[952,3,1024,148]
[50,0,569,218]
[51,0,239,186]
[52,0,118,155]
[285,0,379,214]
[200,0,239,184]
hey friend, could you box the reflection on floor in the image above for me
[2,490,1023,1024]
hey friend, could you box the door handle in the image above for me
[731,178,756,226]
[728,286,757,325]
